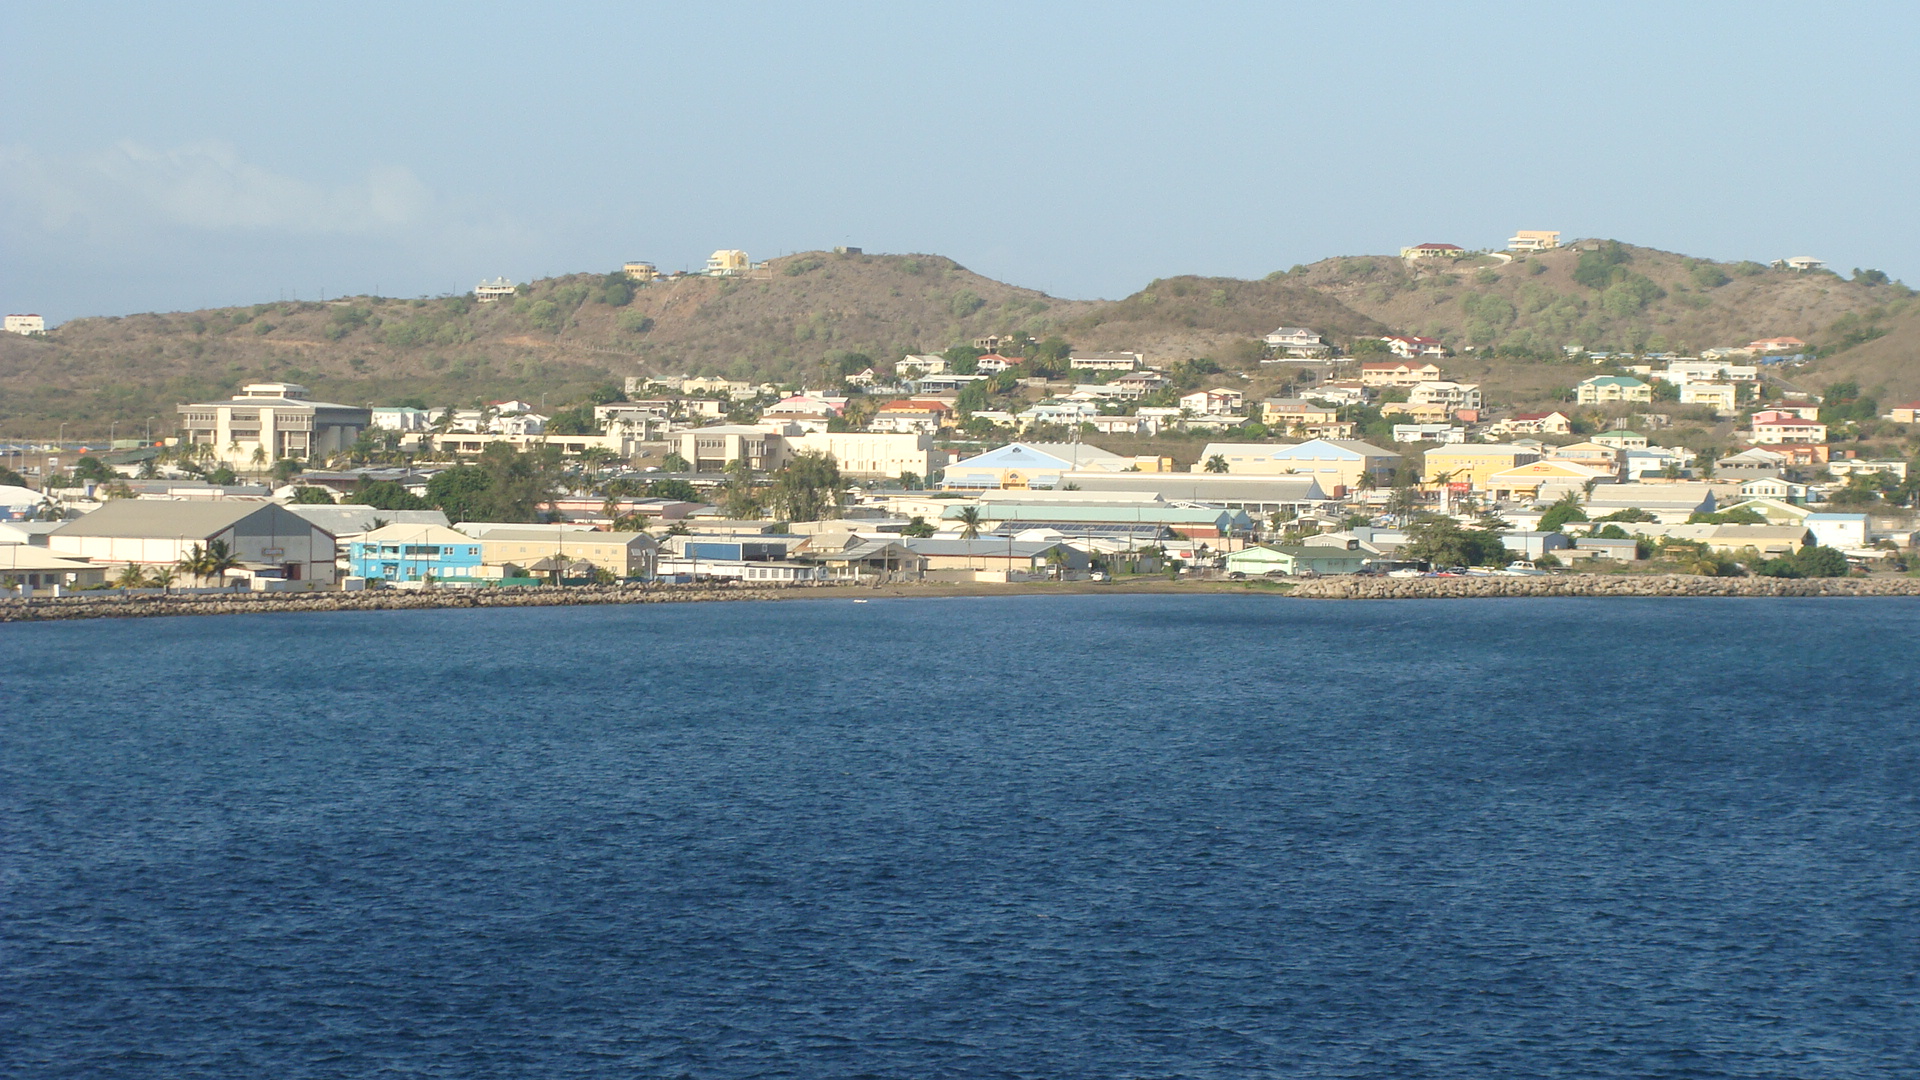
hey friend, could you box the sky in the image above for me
[4,2,1918,323]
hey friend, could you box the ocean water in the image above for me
[3,595,1918,1079]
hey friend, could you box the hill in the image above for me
[0,251,1106,434]
[3,241,1917,435]
[1064,274,1390,363]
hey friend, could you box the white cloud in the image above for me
[2,140,435,236]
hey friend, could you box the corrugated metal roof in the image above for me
[49,500,326,539]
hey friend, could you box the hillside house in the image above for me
[1498,411,1574,436]
[706,249,751,276]
[1507,230,1560,251]
[1749,336,1808,353]
[1679,383,1739,413]
[1400,243,1466,259]
[1750,417,1828,445]
[1360,361,1444,387]
[1576,376,1653,404]
[1069,352,1144,372]
[1592,429,1649,450]
[975,354,1020,374]
[1179,388,1245,416]
[474,277,515,302]
[1263,327,1331,358]
[1379,336,1449,360]
[1886,402,1920,424]
[1408,381,1482,410]
[4,314,45,335]
[868,399,951,434]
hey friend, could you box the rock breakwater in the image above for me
[1285,573,1920,600]
[0,583,802,623]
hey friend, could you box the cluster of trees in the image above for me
[1402,517,1511,568]
[707,452,845,522]
[346,444,565,522]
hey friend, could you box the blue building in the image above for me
[347,523,484,582]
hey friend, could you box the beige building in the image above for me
[1424,444,1542,488]
[1507,230,1560,252]
[475,527,657,578]
[673,425,791,472]
[1680,382,1739,414]
[177,383,371,467]
[1,547,106,590]
[4,314,46,335]
[706,250,750,276]
[1360,361,1443,387]
[790,431,939,478]
[622,261,658,282]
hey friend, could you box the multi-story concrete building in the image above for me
[176,383,372,466]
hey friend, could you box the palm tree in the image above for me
[199,534,239,584]
[148,566,177,595]
[178,544,212,586]
[1204,454,1229,474]
[957,506,983,540]
[114,562,149,590]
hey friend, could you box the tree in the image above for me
[148,566,177,594]
[662,452,691,473]
[956,506,983,540]
[900,515,937,538]
[351,478,429,510]
[1538,492,1588,532]
[721,459,761,519]
[114,563,149,589]
[207,465,237,486]
[71,456,115,482]
[1403,517,1510,568]
[271,458,305,483]
[0,465,27,488]
[291,485,335,504]
[1204,454,1229,474]
[646,477,699,501]
[767,451,842,522]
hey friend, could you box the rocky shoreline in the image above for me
[1284,573,1920,600]
[0,582,800,623]
[5,574,1919,623]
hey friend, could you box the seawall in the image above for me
[1285,573,1920,600]
[0,583,795,623]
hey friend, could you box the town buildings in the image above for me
[48,501,338,585]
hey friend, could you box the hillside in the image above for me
[4,240,1918,435]
[1065,274,1390,362]
[0,251,1105,435]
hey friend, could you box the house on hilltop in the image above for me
[1400,243,1466,260]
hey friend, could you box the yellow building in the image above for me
[1424,444,1541,488]
[1379,401,1454,423]
[623,261,658,282]
[1483,459,1614,500]
[1507,230,1560,251]
[706,250,750,276]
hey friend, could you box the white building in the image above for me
[1068,352,1144,372]
[1392,424,1467,444]
[1408,381,1482,410]
[1507,230,1560,252]
[371,407,431,432]
[1263,327,1330,357]
[474,277,516,302]
[4,314,46,335]
[176,384,372,466]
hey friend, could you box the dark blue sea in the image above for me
[4,595,1918,1078]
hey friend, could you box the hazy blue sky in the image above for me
[4,2,1916,322]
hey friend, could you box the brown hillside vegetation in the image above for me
[4,241,1918,434]
[1288,242,1908,359]
[1067,274,1388,363]
[0,251,1099,434]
